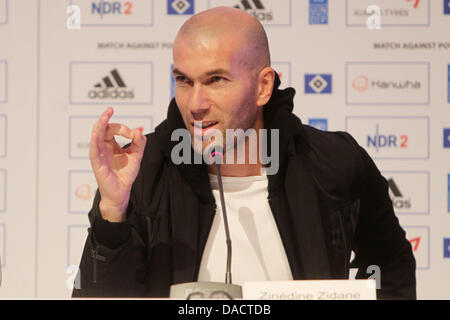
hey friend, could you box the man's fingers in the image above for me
[89,131,104,171]
[128,127,147,154]
[92,107,114,149]
[104,123,134,142]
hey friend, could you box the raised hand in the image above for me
[89,107,147,222]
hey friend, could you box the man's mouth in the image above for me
[192,121,219,130]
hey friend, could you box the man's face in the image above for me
[172,34,259,154]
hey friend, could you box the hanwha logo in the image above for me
[74,184,92,201]
[352,75,369,92]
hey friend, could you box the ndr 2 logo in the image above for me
[367,124,408,151]
[91,1,134,15]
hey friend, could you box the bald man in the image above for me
[73,7,416,299]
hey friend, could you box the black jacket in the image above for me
[73,75,416,299]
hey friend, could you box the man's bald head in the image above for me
[174,7,270,75]
[172,7,276,159]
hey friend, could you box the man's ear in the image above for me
[255,67,275,107]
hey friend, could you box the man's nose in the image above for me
[188,84,210,119]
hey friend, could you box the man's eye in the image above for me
[175,76,187,83]
[210,76,226,83]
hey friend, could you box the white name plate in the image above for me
[243,280,376,300]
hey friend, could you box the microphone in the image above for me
[169,145,243,299]
[209,146,233,284]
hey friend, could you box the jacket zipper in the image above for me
[90,246,106,283]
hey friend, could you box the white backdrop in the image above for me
[0,0,449,299]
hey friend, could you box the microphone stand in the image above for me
[214,161,232,285]
[169,147,242,299]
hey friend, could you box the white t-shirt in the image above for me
[197,171,293,285]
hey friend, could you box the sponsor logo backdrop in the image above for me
[0,0,449,299]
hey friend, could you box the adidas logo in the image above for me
[94,69,126,88]
[89,69,134,100]
[233,0,272,21]
[233,0,264,10]
[388,178,402,197]
[387,178,411,209]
